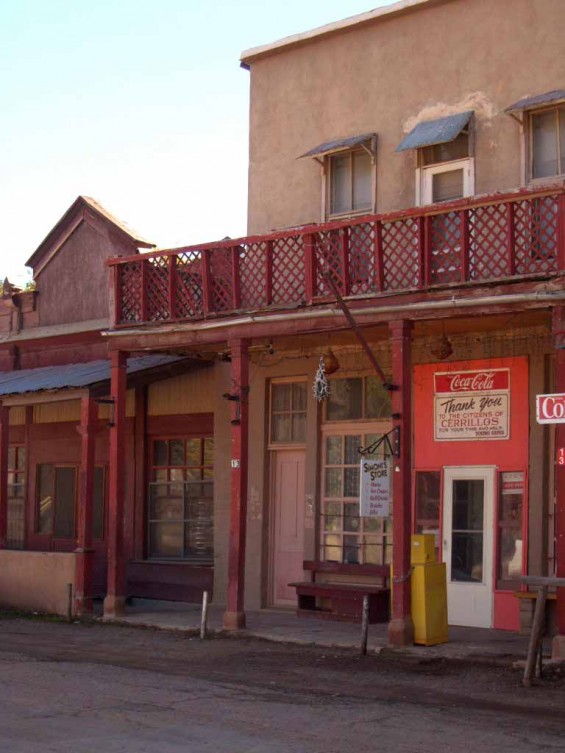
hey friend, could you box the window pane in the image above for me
[186,438,201,466]
[149,522,183,558]
[498,471,524,585]
[37,464,53,534]
[560,108,565,174]
[291,413,306,442]
[363,536,383,564]
[153,440,168,467]
[366,377,392,418]
[170,440,184,466]
[343,534,360,564]
[272,383,291,412]
[325,468,342,497]
[326,436,342,465]
[16,447,26,471]
[352,150,372,211]
[344,435,361,465]
[330,154,351,215]
[344,467,360,497]
[54,467,76,539]
[422,132,469,165]
[451,532,483,582]
[292,382,307,411]
[327,378,362,420]
[343,502,360,532]
[532,110,558,178]
[453,480,484,531]
[8,447,15,469]
[432,169,464,202]
[415,471,440,534]
[93,467,105,540]
[203,437,214,466]
[323,534,342,562]
[323,501,342,532]
[272,414,291,442]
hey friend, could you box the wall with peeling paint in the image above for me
[246,0,565,234]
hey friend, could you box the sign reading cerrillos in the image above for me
[434,368,510,441]
[359,459,390,517]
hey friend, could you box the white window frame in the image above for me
[417,158,475,207]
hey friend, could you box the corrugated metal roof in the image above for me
[396,111,473,152]
[299,133,376,158]
[506,90,565,112]
[0,354,185,397]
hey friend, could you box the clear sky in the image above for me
[1,1,395,283]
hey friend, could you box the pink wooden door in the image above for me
[271,449,306,605]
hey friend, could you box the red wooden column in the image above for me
[553,332,565,659]
[104,351,128,618]
[0,404,10,548]
[74,396,97,616]
[388,319,415,647]
[223,338,250,631]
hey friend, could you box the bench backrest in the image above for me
[303,560,390,581]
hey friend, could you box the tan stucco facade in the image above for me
[0,550,76,617]
[244,0,565,234]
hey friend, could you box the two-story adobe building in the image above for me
[2,0,565,653]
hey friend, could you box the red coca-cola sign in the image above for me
[536,394,565,424]
[435,369,509,394]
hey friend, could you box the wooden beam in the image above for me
[74,396,97,616]
[0,404,10,548]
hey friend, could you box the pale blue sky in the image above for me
[1,1,394,282]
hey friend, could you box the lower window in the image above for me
[149,437,214,562]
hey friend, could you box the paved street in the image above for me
[0,616,564,753]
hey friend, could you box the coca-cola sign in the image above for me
[536,394,565,424]
[434,367,510,442]
[435,369,509,394]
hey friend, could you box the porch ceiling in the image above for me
[0,354,207,399]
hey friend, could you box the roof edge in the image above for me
[240,0,448,65]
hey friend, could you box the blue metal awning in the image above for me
[506,89,565,112]
[0,354,193,397]
[396,111,473,152]
[299,133,376,159]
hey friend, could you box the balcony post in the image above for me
[387,320,415,647]
[74,395,97,616]
[223,338,250,631]
[0,404,10,549]
[103,350,128,619]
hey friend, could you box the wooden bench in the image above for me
[289,561,390,623]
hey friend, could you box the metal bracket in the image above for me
[358,426,400,458]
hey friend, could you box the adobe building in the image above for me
[2,0,565,653]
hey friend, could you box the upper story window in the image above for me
[530,106,565,179]
[299,133,377,220]
[396,111,475,206]
[505,90,565,184]
[328,149,372,217]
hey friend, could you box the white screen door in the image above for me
[443,466,495,628]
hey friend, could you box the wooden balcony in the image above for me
[109,187,565,328]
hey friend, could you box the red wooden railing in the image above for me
[109,187,565,327]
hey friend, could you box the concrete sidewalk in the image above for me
[104,598,539,663]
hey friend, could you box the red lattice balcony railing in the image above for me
[109,187,565,327]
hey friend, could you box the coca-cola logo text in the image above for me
[435,369,509,394]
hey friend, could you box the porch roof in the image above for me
[0,354,195,398]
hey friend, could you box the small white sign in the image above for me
[359,459,390,517]
[536,393,565,424]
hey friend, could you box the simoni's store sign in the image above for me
[434,368,510,441]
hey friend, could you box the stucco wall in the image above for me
[0,550,75,616]
[246,0,565,234]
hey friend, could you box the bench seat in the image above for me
[289,561,390,624]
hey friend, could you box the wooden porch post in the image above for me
[553,341,565,658]
[74,395,97,616]
[0,404,10,548]
[387,320,415,647]
[104,351,128,618]
[223,338,250,630]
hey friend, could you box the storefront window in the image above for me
[149,437,214,562]
[326,377,391,421]
[414,470,441,559]
[7,446,25,549]
[497,471,524,589]
[321,430,392,564]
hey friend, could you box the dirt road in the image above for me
[0,616,564,752]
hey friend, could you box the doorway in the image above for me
[270,449,306,606]
[442,466,495,628]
